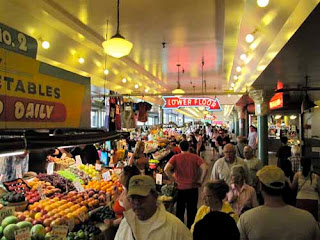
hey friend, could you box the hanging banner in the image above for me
[162,97,222,111]
[0,23,91,129]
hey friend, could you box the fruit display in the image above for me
[37,173,75,192]
[51,157,75,166]
[68,168,90,183]
[67,224,101,240]
[84,176,122,195]
[90,206,115,222]
[3,179,30,193]
[57,170,84,184]
[2,192,25,203]
[59,190,106,210]
[78,165,99,179]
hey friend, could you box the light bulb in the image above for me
[236,66,242,72]
[257,0,269,8]
[240,53,247,61]
[78,57,85,64]
[233,76,238,80]
[231,83,235,87]
[290,115,297,120]
[145,88,149,93]
[122,78,127,83]
[104,69,109,75]
[275,115,282,120]
[134,84,139,89]
[229,87,233,90]
[42,41,50,49]
[246,34,255,43]
[228,94,231,98]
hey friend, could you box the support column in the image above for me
[237,107,246,137]
[182,115,185,126]
[159,108,164,125]
[249,89,270,166]
[234,111,239,137]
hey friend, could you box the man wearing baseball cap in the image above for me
[115,175,192,240]
[237,166,320,240]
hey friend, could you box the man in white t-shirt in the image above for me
[115,175,192,240]
[248,125,258,154]
[210,143,251,185]
[243,146,263,189]
[237,166,320,240]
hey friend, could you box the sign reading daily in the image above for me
[0,23,91,129]
[162,97,222,111]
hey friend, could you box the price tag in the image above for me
[0,207,15,223]
[95,163,102,171]
[51,225,68,240]
[16,164,22,179]
[156,174,163,185]
[102,171,111,181]
[37,186,46,200]
[47,162,55,175]
[95,173,101,181]
[14,227,31,240]
[67,218,75,231]
[77,211,86,222]
[75,155,82,166]
[73,180,84,192]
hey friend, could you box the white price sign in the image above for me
[51,225,68,240]
[156,174,163,185]
[14,227,31,240]
[47,162,55,175]
[0,207,15,223]
[75,155,82,166]
[95,163,102,171]
[73,180,84,192]
[102,171,111,181]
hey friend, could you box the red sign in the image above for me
[0,95,66,122]
[162,97,222,111]
[269,82,284,110]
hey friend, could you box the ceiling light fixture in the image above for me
[233,76,239,80]
[231,83,235,88]
[236,66,242,72]
[275,115,282,120]
[246,33,255,43]
[104,69,109,75]
[145,88,149,93]
[172,63,185,95]
[257,0,269,8]
[122,78,127,83]
[289,115,297,120]
[42,41,50,49]
[240,53,247,61]
[102,0,133,58]
[134,84,139,89]
[78,57,85,64]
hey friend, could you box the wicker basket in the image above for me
[7,201,28,211]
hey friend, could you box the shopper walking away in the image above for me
[288,145,301,174]
[235,136,247,159]
[195,130,205,158]
[227,165,258,216]
[248,125,258,155]
[191,180,238,233]
[210,144,251,185]
[237,166,320,240]
[243,146,263,190]
[115,175,192,240]
[291,157,320,221]
[164,140,208,228]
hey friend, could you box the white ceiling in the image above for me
[1,0,319,119]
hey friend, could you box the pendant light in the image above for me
[102,0,133,58]
[172,64,185,95]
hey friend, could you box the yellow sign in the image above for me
[0,48,90,128]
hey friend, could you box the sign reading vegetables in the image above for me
[162,97,222,111]
[0,23,90,129]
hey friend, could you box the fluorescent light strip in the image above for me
[0,150,26,158]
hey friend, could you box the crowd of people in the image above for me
[112,125,320,240]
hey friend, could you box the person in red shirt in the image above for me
[164,141,208,228]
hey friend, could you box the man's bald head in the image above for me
[223,144,236,163]
[243,146,253,160]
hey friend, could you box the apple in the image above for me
[33,220,41,225]
[41,209,47,215]
[45,227,51,233]
[18,215,26,221]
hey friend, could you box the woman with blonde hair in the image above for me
[227,164,258,216]
[191,180,238,233]
[128,141,150,175]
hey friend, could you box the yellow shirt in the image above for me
[190,201,239,233]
